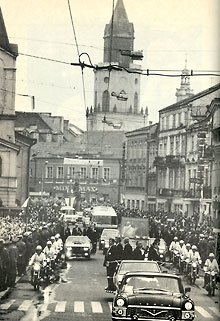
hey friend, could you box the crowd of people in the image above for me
[113,204,218,263]
[0,198,219,293]
[0,197,64,292]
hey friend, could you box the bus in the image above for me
[91,206,118,231]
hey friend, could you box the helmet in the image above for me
[47,241,52,245]
[36,245,42,251]
[209,253,215,258]
[179,240,184,244]
[51,236,55,240]
[192,245,197,250]
[186,243,191,248]
[200,234,204,238]
[55,234,59,239]
[174,237,178,241]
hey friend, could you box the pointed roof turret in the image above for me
[176,59,194,102]
[114,0,129,24]
[103,0,134,67]
[0,7,18,56]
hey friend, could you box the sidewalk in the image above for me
[0,269,30,301]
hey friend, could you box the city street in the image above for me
[0,250,219,321]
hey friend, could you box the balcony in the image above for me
[153,156,166,167]
[166,155,185,166]
[158,188,185,197]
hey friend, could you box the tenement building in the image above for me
[155,82,220,218]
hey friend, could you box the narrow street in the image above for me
[0,250,219,321]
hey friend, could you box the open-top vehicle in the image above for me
[113,260,161,290]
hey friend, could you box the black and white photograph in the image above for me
[0,0,219,320]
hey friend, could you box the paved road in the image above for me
[0,250,219,321]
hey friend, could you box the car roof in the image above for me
[120,260,158,264]
[123,272,180,279]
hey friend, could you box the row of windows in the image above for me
[160,111,188,130]
[127,199,145,210]
[41,166,111,180]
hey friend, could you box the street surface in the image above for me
[0,250,219,321]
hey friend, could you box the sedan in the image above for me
[113,260,161,290]
[64,236,92,260]
[99,228,120,254]
[112,272,195,321]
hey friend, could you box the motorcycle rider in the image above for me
[169,236,180,251]
[55,234,63,259]
[188,245,202,275]
[29,245,46,282]
[169,236,180,264]
[43,241,55,260]
[183,243,191,274]
[203,253,219,288]
[50,236,58,258]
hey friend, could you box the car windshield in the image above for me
[124,276,180,293]
[102,230,119,237]
[66,236,88,244]
[119,262,160,274]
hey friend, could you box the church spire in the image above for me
[0,8,18,56]
[103,0,134,67]
[175,59,194,102]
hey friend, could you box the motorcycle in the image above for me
[179,254,185,274]
[32,262,41,291]
[43,258,55,285]
[206,271,217,296]
[189,261,199,285]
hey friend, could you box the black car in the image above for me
[112,272,195,321]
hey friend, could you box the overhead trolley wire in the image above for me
[67,0,89,153]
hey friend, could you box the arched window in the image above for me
[0,157,2,177]
[102,90,110,112]
[134,92,138,113]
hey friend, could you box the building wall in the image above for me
[30,157,121,204]
[0,145,17,207]
[0,45,18,207]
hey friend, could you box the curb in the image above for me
[0,272,27,301]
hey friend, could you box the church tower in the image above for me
[87,0,146,132]
[176,59,194,102]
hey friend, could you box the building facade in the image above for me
[155,83,220,217]
[30,157,122,204]
[87,0,146,132]
[124,123,158,211]
[0,8,19,208]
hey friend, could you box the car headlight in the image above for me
[66,246,72,250]
[116,298,125,307]
[83,247,89,251]
[185,302,193,310]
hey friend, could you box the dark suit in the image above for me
[133,248,145,260]
[123,243,133,260]
[115,243,123,261]
[148,245,160,261]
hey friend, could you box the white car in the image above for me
[64,236,92,260]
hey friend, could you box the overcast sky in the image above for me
[1,0,220,130]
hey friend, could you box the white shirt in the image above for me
[204,258,219,272]
[29,252,46,266]
[169,241,180,252]
[188,250,201,263]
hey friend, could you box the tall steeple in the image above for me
[0,8,18,56]
[176,59,194,102]
[103,0,134,67]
